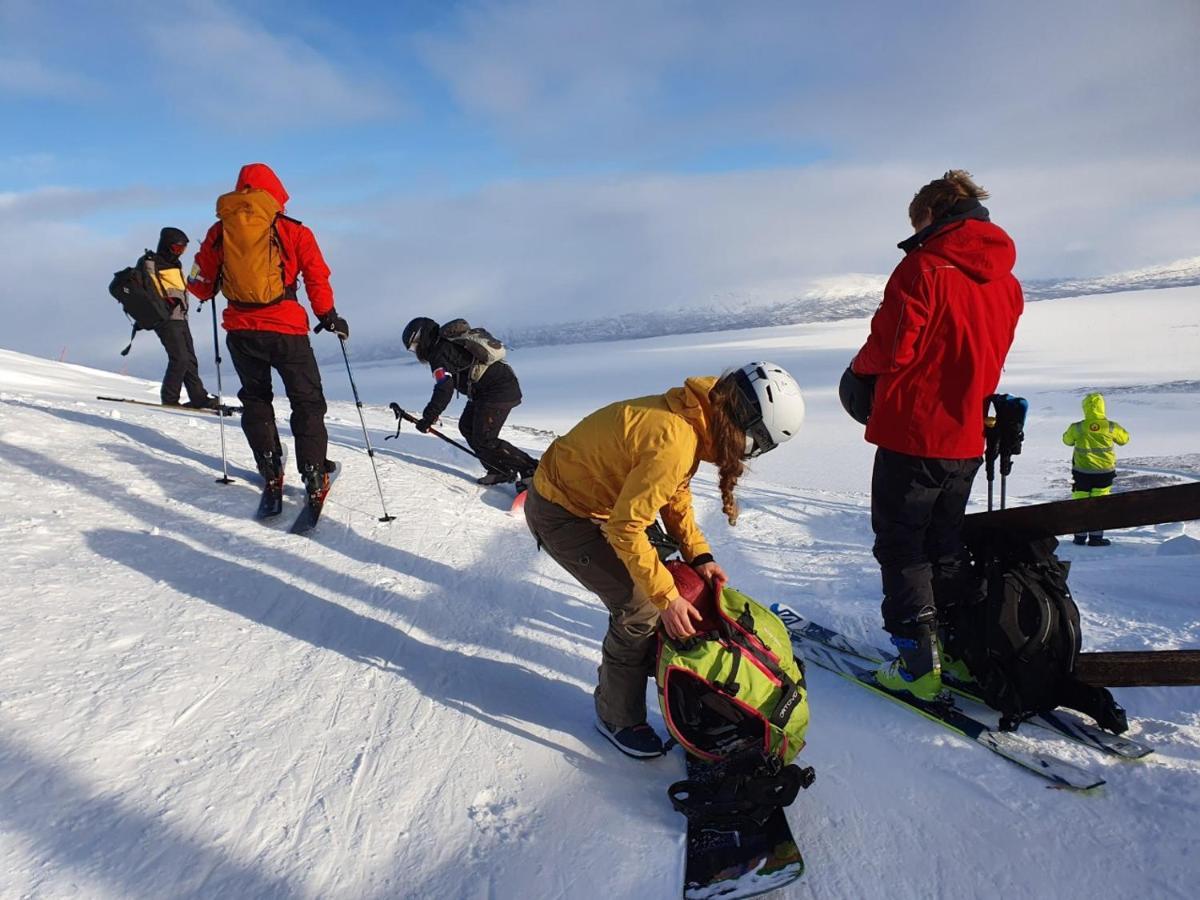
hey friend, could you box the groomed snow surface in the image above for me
[2,286,1198,899]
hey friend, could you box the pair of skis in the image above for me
[97,395,334,534]
[96,395,241,416]
[256,462,338,535]
[771,604,1153,791]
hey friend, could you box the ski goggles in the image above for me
[728,367,776,459]
[406,330,423,352]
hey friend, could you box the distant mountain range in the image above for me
[351,256,1200,361]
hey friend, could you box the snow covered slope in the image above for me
[1,284,1198,899]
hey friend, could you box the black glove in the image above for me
[839,365,876,426]
[315,308,349,339]
[415,417,434,434]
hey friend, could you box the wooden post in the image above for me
[1075,650,1200,687]
[965,482,1200,540]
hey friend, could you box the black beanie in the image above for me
[157,227,189,257]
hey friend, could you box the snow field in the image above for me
[1,284,1199,898]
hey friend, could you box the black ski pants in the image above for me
[459,401,538,477]
[226,330,328,474]
[870,448,982,634]
[154,319,208,405]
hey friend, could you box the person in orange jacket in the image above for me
[188,163,348,514]
[524,363,805,758]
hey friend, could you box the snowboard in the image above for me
[681,756,805,899]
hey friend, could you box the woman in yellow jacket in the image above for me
[1063,391,1130,546]
[524,362,805,758]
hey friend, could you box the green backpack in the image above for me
[656,563,810,765]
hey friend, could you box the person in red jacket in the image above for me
[188,163,349,511]
[841,170,1024,700]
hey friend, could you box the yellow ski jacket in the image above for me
[533,377,718,609]
[1063,393,1130,473]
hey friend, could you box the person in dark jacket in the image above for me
[188,163,347,510]
[142,227,217,408]
[401,317,538,488]
[843,169,1024,701]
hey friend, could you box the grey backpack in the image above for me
[440,318,507,382]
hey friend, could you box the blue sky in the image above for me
[2,0,1199,371]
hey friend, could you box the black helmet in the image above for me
[402,317,439,361]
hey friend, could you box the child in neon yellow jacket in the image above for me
[1063,392,1130,546]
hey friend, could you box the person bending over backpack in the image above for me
[187,163,348,510]
[142,228,217,409]
[842,170,1024,702]
[401,317,538,490]
[524,363,805,758]
[1063,392,1130,547]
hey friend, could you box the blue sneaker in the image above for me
[595,717,666,758]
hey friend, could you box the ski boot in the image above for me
[875,621,944,702]
[1088,534,1111,547]
[937,635,974,685]
[301,460,334,507]
[477,470,516,486]
[255,450,285,519]
[184,395,222,410]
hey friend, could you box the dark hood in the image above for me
[154,226,189,265]
[235,163,289,210]
[898,200,1015,283]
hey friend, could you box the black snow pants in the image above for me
[154,319,209,405]
[459,401,538,477]
[870,447,982,634]
[226,330,329,474]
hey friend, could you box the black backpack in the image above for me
[943,532,1127,733]
[108,253,172,354]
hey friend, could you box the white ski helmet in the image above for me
[719,362,805,458]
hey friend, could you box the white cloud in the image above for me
[417,0,1200,167]
[139,1,403,130]
[5,153,1200,375]
[0,55,97,100]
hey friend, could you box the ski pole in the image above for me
[388,404,477,456]
[337,337,396,523]
[984,418,998,512]
[208,298,234,485]
[387,403,505,472]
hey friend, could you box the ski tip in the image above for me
[509,489,528,516]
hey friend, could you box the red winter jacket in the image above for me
[852,216,1024,459]
[187,163,335,335]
